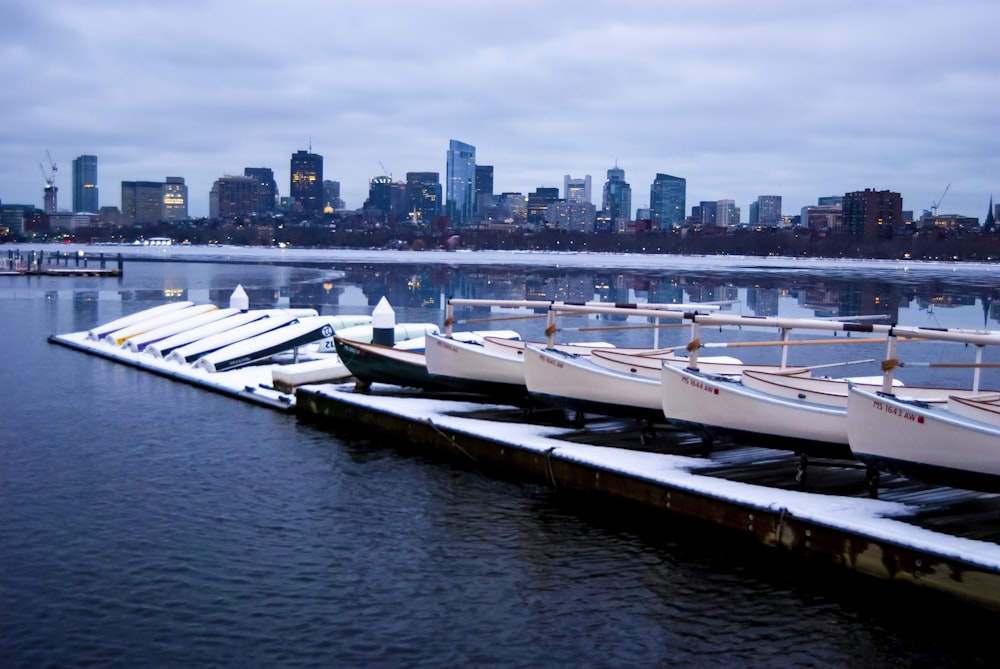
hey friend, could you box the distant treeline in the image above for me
[17,220,1000,262]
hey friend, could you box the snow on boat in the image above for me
[86,301,194,341]
[125,308,242,352]
[166,310,315,364]
[847,385,1000,493]
[103,303,218,345]
[192,315,375,373]
[423,330,531,398]
[145,309,279,359]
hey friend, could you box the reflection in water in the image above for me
[7,258,999,332]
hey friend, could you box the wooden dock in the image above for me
[296,383,1000,613]
[1,250,122,277]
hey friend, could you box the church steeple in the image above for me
[985,196,996,233]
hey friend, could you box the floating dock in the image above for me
[1,250,123,277]
[49,309,1000,613]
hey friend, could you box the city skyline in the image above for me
[2,1,997,220]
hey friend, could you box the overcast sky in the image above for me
[2,0,998,221]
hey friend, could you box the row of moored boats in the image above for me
[81,293,1000,497]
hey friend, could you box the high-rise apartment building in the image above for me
[750,195,782,227]
[405,172,442,223]
[162,177,188,221]
[843,189,903,241]
[72,155,98,213]
[564,175,592,204]
[290,150,323,213]
[210,176,259,219]
[602,165,631,227]
[649,173,686,229]
[446,139,476,226]
[244,167,277,213]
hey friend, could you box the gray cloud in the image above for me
[2,0,997,220]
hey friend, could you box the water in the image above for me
[2,251,999,667]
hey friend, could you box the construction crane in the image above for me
[931,183,950,217]
[39,149,57,187]
[378,161,391,180]
[39,149,58,213]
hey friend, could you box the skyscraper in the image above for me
[210,176,258,219]
[163,177,188,221]
[446,139,476,226]
[244,167,277,213]
[564,175,592,204]
[72,155,98,213]
[475,164,494,214]
[602,165,632,228]
[751,195,782,227]
[121,181,165,225]
[290,150,323,213]
[649,173,685,229]
[405,172,442,223]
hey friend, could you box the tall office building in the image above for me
[365,175,393,222]
[244,167,277,213]
[72,155,98,213]
[290,150,323,213]
[602,165,632,227]
[475,165,494,214]
[121,181,165,225]
[526,187,560,227]
[210,176,259,219]
[162,177,188,221]
[750,195,782,227]
[405,172,442,223]
[843,188,903,241]
[564,175,592,204]
[649,173,686,229]
[323,180,343,210]
[446,139,476,226]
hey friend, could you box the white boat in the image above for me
[192,315,375,373]
[847,385,1000,493]
[124,308,241,352]
[523,343,667,420]
[86,301,194,341]
[103,303,219,346]
[660,363,859,458]
[145,309,281,358]
[424,330,530,399]
[166,311,312,364]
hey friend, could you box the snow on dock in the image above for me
[49,299,1000,613]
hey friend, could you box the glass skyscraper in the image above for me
[650,173,686,229]
[602,165,632,228]
[72,155,98,213]
[446,139,476,226]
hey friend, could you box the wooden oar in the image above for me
[770,358,876,374]
[898,361,1000,369]
[702,336,911,348]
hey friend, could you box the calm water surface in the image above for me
[1,254,998,668]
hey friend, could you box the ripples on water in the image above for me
[2,269,999,667]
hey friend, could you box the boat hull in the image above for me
[334,337,451,391]
[847,385,1000,492]
[424,332,529,400]
[660,363,852,457]
[523,344,663,420]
